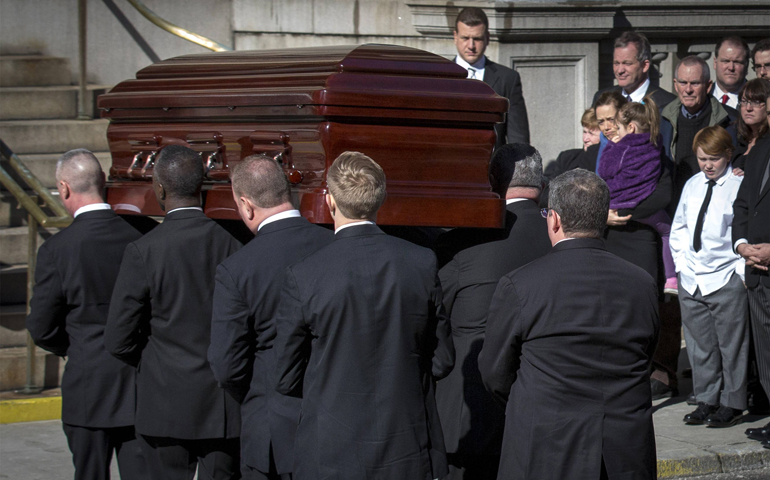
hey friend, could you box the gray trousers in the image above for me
[748,283,770,399]
[680,272,749,409]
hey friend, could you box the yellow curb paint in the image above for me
[0,396,61,424]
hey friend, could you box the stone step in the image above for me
[0,304,27,348]
[0,119,110,155]
[0,56,72,88]
[0,85,110,121]
[0,346,64,392]
[0,226,58,266]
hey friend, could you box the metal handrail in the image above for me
[1,139,71,395]
[0,140,71,228]
[125,0,232,52]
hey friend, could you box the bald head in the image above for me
[230,155,292,208]
[55,149,104,195]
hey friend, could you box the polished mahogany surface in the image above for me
[99,44,507,227]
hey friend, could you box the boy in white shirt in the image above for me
[671,125,749,428]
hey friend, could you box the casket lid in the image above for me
[98,44,507,122]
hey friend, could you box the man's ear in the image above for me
[325,193,336,217]
[548,209,562,235]
[155,181,165,202]
[642,59,651,74]
[239,196,255,222]
[58,180,71,200]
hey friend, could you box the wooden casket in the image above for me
[98,44,508,228]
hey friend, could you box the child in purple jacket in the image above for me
[598,97,677,293]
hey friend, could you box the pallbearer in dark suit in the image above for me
[479,169,660,480]
[274,152,455,480]
[26,149,146,480]
[105,145,242,480]
[434,144,551,480]
[208,155,333,479]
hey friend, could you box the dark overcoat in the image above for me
[479,238,660,480]
[274,224,455,480]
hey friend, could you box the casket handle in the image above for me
[249,132,302,185]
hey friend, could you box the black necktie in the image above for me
[693,179,716,252]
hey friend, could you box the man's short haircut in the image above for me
[715,36,750,63]
[55,148,104,194]
[736,78,770,143]
[488,143,543,197]
[580,108,599,131]
[455,7,488,31]
[692,126,735,159]
[327,151,387,220]
[230,154,292,208]
[548,169,609,239]
[595,89,628,112]
[614,31,652,64]
[752,38,770,68]
[676,56,711,83]
[154,145,204,198]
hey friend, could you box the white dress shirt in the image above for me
[623,77,650,103]
[166,206,203,215]
[670,167,745,296]
[74,203,112,218]
[455,56,486,81]
[712,83,741,110]
[258,209,301,231]
[335,220,374,234]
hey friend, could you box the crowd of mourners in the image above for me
[21,5,770,480]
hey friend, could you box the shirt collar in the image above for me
[74,203,112,218]
[335,220,374,234]
[166,206,203,215]
[713,81,744,98]
[455,55,486,72]
[257,209,301,231]
[505,198,529,205]
[706,165,733,186]
[554,237,577,246]
[622,77,650,103]
[681,101,708,120]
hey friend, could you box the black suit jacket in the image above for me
[478,238,660,480]
[733,135,770,288]
[26,209,142,428]
[208,216,333,474]
[484,58,530,147]
[591,84,677,110]
[274,224,455,480]
[105,209,242,439]
[434,200,551,455]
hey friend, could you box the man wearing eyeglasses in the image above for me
[751,39,770,80]
[661,55,739,206]
[711,36,750,110]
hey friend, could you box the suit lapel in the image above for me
[483,59,500,90]
[757,152,770,204]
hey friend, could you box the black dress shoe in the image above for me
[745,422,770,441]
[683,403,717,425]
[705,406,744,428]
[651,379,679,400]
[763,439,770,449]
[686,393,697,406]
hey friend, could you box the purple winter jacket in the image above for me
[597,132,663,210]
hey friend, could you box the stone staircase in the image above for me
[0,54,112,392]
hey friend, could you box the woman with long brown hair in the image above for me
[733,78,770,174]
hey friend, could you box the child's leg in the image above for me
[637,210,676,281]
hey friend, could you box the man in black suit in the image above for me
[479,169,660,480]
[26,149,146,480]
[273,152,455,479]
[105,145,242,480]
[434,144,551,480]
[736,133,770,446]
[592,31,676,110]
[453,7,529,147]
[208,155,333,479]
